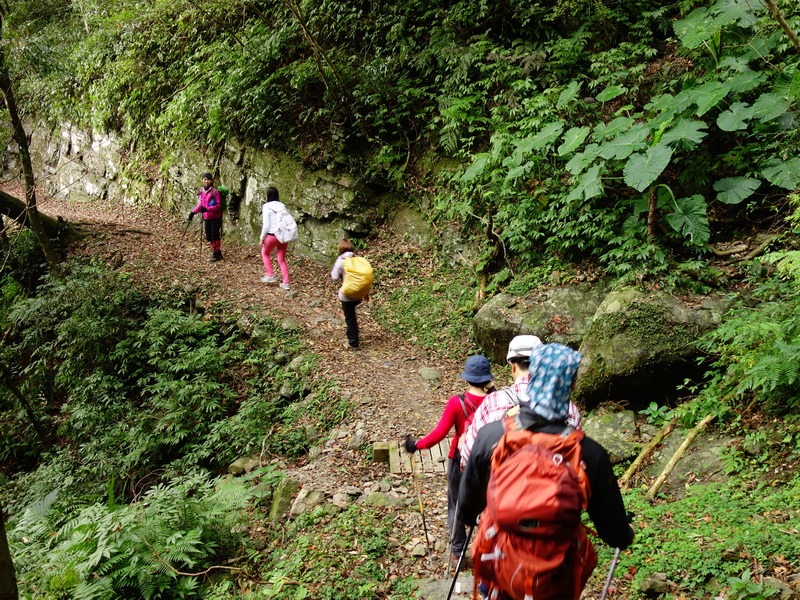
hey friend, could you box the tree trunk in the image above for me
[0,501,19,600]
[647,186,657,240]
[0,366,48,446]
[0,13,59,268]
[0,189,65,239]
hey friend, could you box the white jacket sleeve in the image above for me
[260,205,273,242]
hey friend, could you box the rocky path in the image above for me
[42,196,472,588]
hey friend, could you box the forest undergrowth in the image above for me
[1,198,799,599]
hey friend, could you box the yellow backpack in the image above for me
[341,256,373,300]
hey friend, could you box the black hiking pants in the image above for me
[204,217,222,242]
[448,449,467,557]
[341,299,361,348]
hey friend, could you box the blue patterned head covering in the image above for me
[523,343,582,422]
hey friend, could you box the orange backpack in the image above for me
[471,418,597,600]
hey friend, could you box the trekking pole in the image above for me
[599,547,621,600]
[446,525,474,600]
[178,218,192,248]
[444,498,460,578]
[408,452,430,548]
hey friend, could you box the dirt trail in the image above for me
[42,196,467,580]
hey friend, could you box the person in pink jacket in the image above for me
[403,355,495,566]
[188,172,224,262]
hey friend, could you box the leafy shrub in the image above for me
[10,470,266,599]
[696,267,800,415]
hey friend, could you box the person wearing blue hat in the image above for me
[404,355,495,568]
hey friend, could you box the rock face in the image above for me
[474,285,728,410]
[21,122,395,262]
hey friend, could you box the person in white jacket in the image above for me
[259,187,291,290]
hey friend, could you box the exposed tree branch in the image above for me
[763,0,800,53]
[0,10,59,268]
[619,416,678,490]
[646,414,714,501]
[0,189,67,239]
[0,500,19,600]
[0,365,48,446]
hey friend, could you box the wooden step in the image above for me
[373,440,450,474]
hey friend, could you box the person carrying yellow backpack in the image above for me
[330,239,372,349]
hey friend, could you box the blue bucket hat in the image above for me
[460,355,494,383]
[524,343,582,422]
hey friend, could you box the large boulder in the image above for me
[574,287,727,409]
[473,284,607,364]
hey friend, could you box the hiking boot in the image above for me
[346,341,359,350]
[208,252,220,262]
[214,250,223,260]
[260,275,277,283]
[279,282,291,290]
[451,552,471,571]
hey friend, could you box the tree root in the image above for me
[646,414,714,501]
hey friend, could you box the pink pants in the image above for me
[261,235,290,284]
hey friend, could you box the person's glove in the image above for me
[199,206,207,213]
[187,210,195,222]
[404,436,418,453]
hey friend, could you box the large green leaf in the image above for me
[530,122,565,151]
[690,81,731,116]
[761,158,800,190]
[565,143,600,175]
[505,162,533,183]
[790,70,800,100]
[665,195,710,246]
[623,144,673,192]
[592,116,635,142]
[716,0,763,27]
[597,124,649,160]
[558,127,591,156]
[661,119,708,146]
[596,85,627,102]
[750,93,789,123]
[567,164,604,202]
[461,155,488,182]
[674,7,717,49]
[557,81,582,108]
[726,69,766,94]
[717,102,753,131]
[713,177,761,204]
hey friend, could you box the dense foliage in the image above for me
[0,252,357,597]
[4,0,798,283]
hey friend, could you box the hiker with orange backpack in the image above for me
[331,239,372,349]
[403,355,495,568]
[458,343,634,600]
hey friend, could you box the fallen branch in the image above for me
[619,416,678,490]
[709,243,748,257]
[646,414,714,501]
[738,235,777,262]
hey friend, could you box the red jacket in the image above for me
[416,391,486,459]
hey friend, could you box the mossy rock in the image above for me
[574,287,726,409]
[473,284,607,364]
